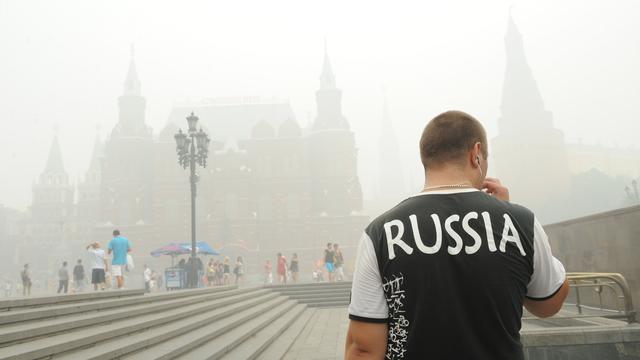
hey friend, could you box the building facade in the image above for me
[21,47,367,277]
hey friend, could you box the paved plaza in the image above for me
[284,308,349,360]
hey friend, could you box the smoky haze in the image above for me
[2,3,640,357]
[1,0,640,214]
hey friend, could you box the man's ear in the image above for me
[470,142,482,166]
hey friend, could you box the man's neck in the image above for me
[424,166,475,189]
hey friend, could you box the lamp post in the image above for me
[174,112,210,288]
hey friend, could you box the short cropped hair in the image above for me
[113,229,120,236]
[420,110,488,169]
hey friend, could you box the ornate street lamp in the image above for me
[174,112,210,288]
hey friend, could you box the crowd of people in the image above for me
[8,229,350,297]
[8,229,134,297]
[263,243,346,285]
[204,256,244,287]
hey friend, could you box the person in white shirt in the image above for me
[86,242,107,291]
[143,265,152,293]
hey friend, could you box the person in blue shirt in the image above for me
[108,229,131,289]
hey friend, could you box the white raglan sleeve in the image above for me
[526,217,567,300]
[348,232,389,322]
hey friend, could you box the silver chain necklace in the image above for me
[421,182,473,192]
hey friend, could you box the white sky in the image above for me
[1,0,639,210]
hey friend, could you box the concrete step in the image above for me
[296,298,349,305]
[61,294,289,360]
[254,307,316,360]
[290,298,349,306]
[266,281,351,310]
[0,289,144,312]
[0,286,237,326]
[309,301,350,308]
[265,282,352,291]
[275,288,350,295]
[0,289,274,360]
[171,299,299,360]
[218,303,307,360]
[285,293,349,300]
[0,287,254,347]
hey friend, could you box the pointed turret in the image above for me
[30,136,74,247]
[86,132,104,175]
[499,13,553,133]
[44,136,65,174]
[123,45,141,96]
[313,41,349,130]
[115,45,149,137]
[320,40,336,89]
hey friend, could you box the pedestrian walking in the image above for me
[223,257,231,285]
[20,264,32,296]
[143,265,152,293]
[263,259,273,284]
[206,260,215,287]
[57,261,69,294]
[233,256,244,285]
[333,244,344,281]
[4,280,12,297]
[290,253,300,283]
[107,229,131,289]
[87,242,107,291]
[73,259,85,292]
[277,253,287,285]
[324,243,335,282]
[216,261,224,286]
[150,271,158,291]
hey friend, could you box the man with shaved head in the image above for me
[346,111,569,359]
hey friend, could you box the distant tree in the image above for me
[557,168,629,221]
[623,178,640,206]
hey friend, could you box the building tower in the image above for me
[378,89,405,202]
[76,131,103,236]
[492,14,570,219]
[308,42,363,223]
[312,42,349,131]
[30,136,74,246]
[100,48,154,228]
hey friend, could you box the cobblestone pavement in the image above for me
[283,307,349,360]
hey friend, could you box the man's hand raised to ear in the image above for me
[482,177,510,201]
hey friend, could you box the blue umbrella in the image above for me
[150,243,190,267]
[179,241,220,256]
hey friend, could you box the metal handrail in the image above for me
[564,272,636,324]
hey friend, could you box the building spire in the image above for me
[378,87,404,198]
[123,43,142,96]
[44,135,66,174]
[381,86,392,130]
[499,12,552,133]
[320,39,336,89]
[87,129,103,172]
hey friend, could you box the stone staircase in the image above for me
[0,282,351,359]
[264,281,351,308]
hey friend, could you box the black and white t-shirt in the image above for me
[348,188,565,360]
